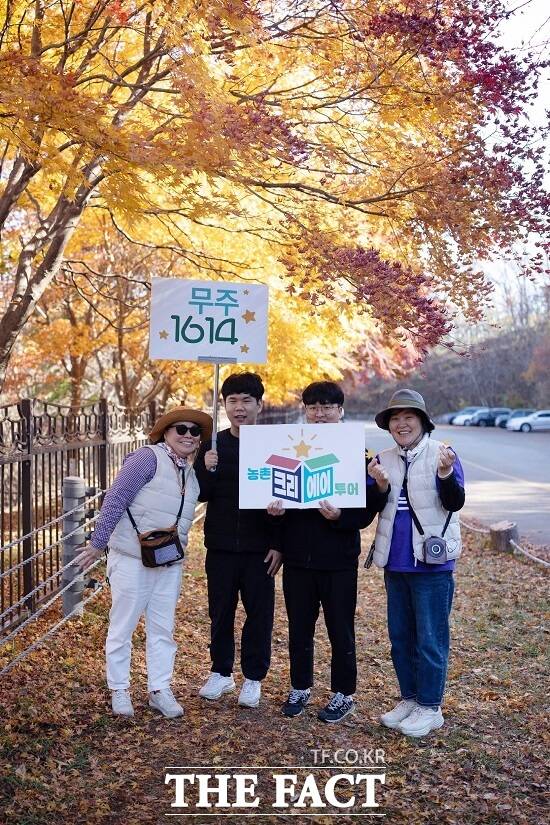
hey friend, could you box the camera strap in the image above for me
[402,458,452,537]
[441,510,453,537]
[127,464,187,536]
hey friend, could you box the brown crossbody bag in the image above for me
[126,467,186,568]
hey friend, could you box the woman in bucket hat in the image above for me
[77,406,212,719]
[368,389,466,737]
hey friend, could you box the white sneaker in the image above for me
[238,679,261,708]
[380,699,417,729]
[111,689,134,717]
[199,672,236,700]
[149,688,184,718]
[398,705,444,737]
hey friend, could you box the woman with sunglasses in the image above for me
[77,406,212,719]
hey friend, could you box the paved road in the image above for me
[361,421,550,545]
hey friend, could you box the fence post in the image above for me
[98,398,108,494]
[19,398,35,614]
[62,476,86,617]
[489,520,519,554]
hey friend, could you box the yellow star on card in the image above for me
[242,309,256,323]
[240,344,250,353]
[293,439,312,458]
[159,329,169,340]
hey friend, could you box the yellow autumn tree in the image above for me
[1,0,546,393]
[13,211,379,407]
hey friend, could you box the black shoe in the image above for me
[282,688,311,717]
[317,693,355,723]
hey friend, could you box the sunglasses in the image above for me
[171,423,202,437]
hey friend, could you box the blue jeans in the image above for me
[384,570,454,707]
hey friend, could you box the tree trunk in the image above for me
[69,357,88,412]
[0,200,85,392]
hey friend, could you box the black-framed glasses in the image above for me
[304,403,340,412]
[172,424,201,437]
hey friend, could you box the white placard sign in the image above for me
[239,424,366,509]
[149,278,268,363]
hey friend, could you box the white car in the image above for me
[452,407,489,426]
[506,410,550,432]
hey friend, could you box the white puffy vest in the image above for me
[373,436,462,568]
[109,445,200,560]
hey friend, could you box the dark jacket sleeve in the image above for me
[193,439,215,501]
[331,452,391,531]
[365,481,391,522]
[437,471,465,512]
[329,506,370,531]
[330,483,390,531]
[266,512,283,551]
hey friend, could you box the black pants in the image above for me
[205,551,275,681]
[283,565,358,696]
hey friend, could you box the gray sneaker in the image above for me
[149,688,184,718]
[199,672,236,700]
[111,689,134,717]
[238,679,261,708]
[282,688,311,718]
[380,699,417,729]
[398,705,444,737]
[317,692,355,724]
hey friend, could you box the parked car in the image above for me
[470,407,511,427]
[452,406,489,426]
[506,410,550,432]
[436,411,460,424]
[495,408,534,428]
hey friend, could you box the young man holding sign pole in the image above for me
[194,372,282,709]
[268,381,390,723]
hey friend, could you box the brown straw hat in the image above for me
[149,406,213,444]
[375,389,435,432]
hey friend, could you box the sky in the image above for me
[499,0,549,127]
[480,1,549,296]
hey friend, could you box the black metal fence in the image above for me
[0,398,299,638]
[0,399,155,637]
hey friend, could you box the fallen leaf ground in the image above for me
[1,526,548,825]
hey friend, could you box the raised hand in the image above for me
[367,457,390,492]
[438,445,456,477]
[204,448,218,471]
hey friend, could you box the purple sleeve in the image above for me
[451,455,465,487]
[90,448,157,549]
[436,454,465,512]
[436,454,465,486]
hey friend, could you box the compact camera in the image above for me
[423,536,448,565]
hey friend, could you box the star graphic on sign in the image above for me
[159,329,169,340]
[293,439,312,458]
[243,289,249,295]
[240,344,250,353]
[282,429,322,459]
[242,309,256,324]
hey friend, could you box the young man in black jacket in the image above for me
[268,381,390,723]
[194,372,282,709]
